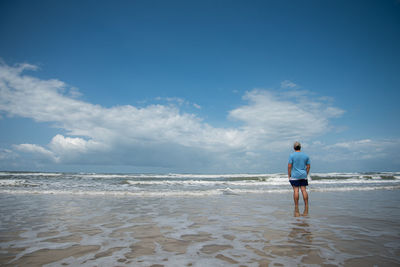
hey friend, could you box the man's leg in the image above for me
[292,186,299,207]
[300,186,309,207]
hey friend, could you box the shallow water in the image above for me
[1,188,399,266]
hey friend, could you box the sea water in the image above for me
[1,172,399,266]
[0,172,399,196]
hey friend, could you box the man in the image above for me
[288,141,310,212]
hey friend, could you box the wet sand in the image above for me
[1,189,399,266]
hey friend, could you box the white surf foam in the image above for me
[2,184,399,197]
[0,172,63,177]
[0,179,39,187]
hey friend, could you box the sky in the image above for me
[0,0,399,173]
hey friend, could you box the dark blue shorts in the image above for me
[290,179,308,187]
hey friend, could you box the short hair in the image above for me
[293,141,301,150]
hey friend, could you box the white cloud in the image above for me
[14,143,59,162]
[0,62,351,172]
[0,148,17,160]
[280,80,297,88]
[49,134,107,154]
[68,87,82,98]
[0,62,243,169]
[308,139,400,166]
[228,89,344,150]
[155,96,201,110]
[193,103,201,109]
[327,139,372,149]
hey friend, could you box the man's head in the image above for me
[293,141,301,151]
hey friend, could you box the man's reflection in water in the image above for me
[288,206,313,258]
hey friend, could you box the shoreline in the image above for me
[1,183,400,198]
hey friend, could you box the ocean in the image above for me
[1,172,399,266]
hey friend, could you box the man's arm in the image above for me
[288,163,292,179]
[306,164,310,175]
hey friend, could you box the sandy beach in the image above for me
[1,184,399,266]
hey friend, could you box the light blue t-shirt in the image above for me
[288,152,310,179]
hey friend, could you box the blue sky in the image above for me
[0,0,399,173]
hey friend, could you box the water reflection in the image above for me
[288,207,313,259]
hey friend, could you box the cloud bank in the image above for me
[1,62,396,172]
